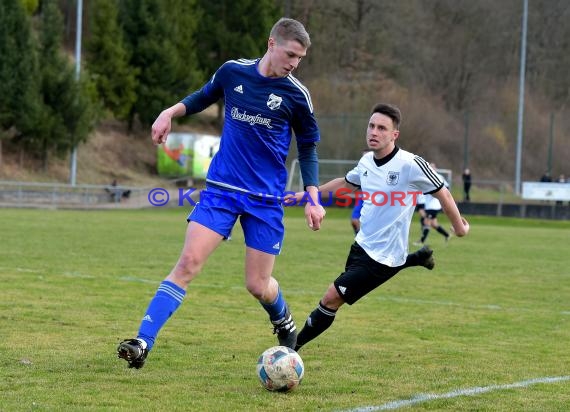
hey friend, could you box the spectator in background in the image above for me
[462,168,472,202]
[106,179,131,203]
[540,172,552,182]
[556,174,566,205]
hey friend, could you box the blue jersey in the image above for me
[182,58,320,198]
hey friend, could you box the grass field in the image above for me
[1,207,569,411]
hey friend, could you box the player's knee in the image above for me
[245,279,267,300]
[321,284,344,310]
[172,252,205,284]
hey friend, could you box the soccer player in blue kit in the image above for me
[117,18,325,369]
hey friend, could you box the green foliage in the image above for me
[19,0,38,14]
[164,0,203,97]
[1,208,569,410]
[0,0,41,140]
[30,0,97,158]
[195,0,280,76]
[119,0,202,126]
[0,0,97,166]
[191,0,279,125]
[86,0,138,121]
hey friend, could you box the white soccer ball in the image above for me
[256,346,304,392]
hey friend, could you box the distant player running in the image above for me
[117,18,325,369]
[288,103,469,351]
[416,163,452,245]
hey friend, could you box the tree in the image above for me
[86,0,138,121]
[119,0,202,128]
[384,0,520,113]
[526,0,570,110]
[195,0,279,74]
[19,0,38,14]
[164,0,204,101]
[195,0,280,122]
[0,0,41,166]
[25,0,97,170]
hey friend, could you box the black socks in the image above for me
[295,302,337,351]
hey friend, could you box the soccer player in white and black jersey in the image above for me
[117,18,326,369]
[290,103,469,351]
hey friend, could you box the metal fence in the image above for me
[0,181,148,208]
[1,179,567,220]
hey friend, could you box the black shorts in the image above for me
[333,242,401,305]
[425,209,440,219]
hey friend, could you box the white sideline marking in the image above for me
[63,271,95,279]
[376,295,503,310]
[16,267,40,273]
[373,295,570,316]
[119,276,157,284]
[341,375,570,411]
[115,277,570,316]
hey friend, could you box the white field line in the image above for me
[112,276,570,316]
[372,295,570,317]
[63,271,95,279]
[341,375,570,411]
[2,270,568,316]
[118,276,158,284]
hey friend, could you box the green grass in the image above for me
[1,207,569,411]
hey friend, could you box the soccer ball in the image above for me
[256,346,304,392]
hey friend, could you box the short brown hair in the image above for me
[270,18,311,48]
[371,103,402,130]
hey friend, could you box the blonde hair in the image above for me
[270,17,311,48]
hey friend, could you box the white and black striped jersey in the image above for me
[345,147,443,266]
[424,172,449,211]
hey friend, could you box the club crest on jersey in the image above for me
[387,171,400,185]
[267,93,282,110]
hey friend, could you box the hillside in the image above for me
[0,117,220,187]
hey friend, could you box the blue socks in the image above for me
[260,288,287,322]
[137,282,287,350]
[137,281,186,351]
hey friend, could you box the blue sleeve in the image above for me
[291,88,320,145]
[180,69,224,115]
[180,88,219,115]
[297,141,319,189]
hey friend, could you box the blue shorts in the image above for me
[187,187,284,255]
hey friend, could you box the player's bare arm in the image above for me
[151,102,187,145]
[434,188,470,236]
[318,177,356,195]
[287,177,356,204]
[304,185,326,231]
